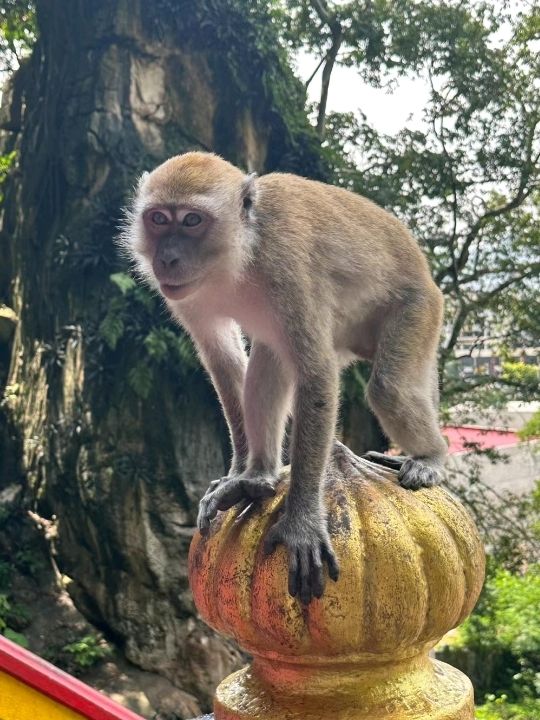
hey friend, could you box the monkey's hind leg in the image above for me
[366,290,448,490]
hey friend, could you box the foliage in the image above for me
[461,565,540,656]
[476,696,540,720]
[13,547,44,577]
[457,564,540,704]
[3,627,28,647]
[61,633,112,670]
[500,361,540,398]
[279,1,540,405]
[94,273,199,399]
[0,151,16,203]
[0,593,29,647]
[0,0,35,71]
[449,473,540,572]
[0,593,10,631]
[518,409,540,441]
[0,560,10,590]
[149,0,328,178]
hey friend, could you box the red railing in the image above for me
[0,635,144,720]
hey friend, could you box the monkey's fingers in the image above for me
[197,485,236,532]
[287,550,299,597]
[247,480,277,500]
[321,543,340,582]
[263,524,282,556]
[199,478,278,534]
[215,478,276,512]
[197,497,213,533]
[298,546,313,605]
[214,482,249,511]
[310,546,324,599]
[202,477,225,498]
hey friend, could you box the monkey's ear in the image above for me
[241,172,257,219]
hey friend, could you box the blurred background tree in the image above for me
[0,0,538,718]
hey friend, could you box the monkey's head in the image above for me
[122,152,256,302]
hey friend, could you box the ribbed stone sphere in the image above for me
[189,457,485,665]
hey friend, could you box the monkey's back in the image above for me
[255,173,434,299]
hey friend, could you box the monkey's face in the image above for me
[124,153,251,303]
[139,204,218,301]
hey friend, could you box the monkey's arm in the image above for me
[197,342,292,531]
[192,321,249,476]
[264,351,340,604]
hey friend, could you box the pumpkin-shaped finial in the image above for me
[189,444,485,720]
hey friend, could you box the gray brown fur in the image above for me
[120,152,447,604]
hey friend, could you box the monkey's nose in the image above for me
[156,242,182,271]
[159,255,180,270]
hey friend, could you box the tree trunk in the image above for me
[0,0,327,707]
[340,365,388,455]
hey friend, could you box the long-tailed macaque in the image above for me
[121,152,447,604]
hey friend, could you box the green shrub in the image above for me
[518,409,540,441]
[0,594,10,631]
[0,591,31,642]
[458,564,540,703]
[0,561,11,591]
[3,628,28,648]
[62,634,111,669]
[476,695,540,719]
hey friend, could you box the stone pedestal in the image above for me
[189,446,485,720]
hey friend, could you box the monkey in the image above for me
[120,151,447,605]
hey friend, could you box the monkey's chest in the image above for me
[209,282,289,356]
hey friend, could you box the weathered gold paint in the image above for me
[189,459,485,719]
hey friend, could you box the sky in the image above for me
[294,50,431,136]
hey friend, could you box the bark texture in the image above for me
[0,0,326,709]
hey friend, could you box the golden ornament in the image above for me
[189,446,485,719]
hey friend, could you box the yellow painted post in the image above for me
[0,671,86,720]
[189,450,485,720]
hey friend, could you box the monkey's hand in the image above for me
[197,473,277,534]
[264,510,340,604]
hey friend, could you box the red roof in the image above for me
[442,425,519,454]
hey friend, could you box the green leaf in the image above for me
[109,272,136,295]
[128,363,153,399]
[98,312,124,350]
[143,328,170,361]
[518,410,540,441]
[4,628,29,648]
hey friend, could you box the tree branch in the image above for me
[310,0,343,139]
[310,0,336,29]
[435,115,539,285]
[316,29,342,139]
[304,54,327,90]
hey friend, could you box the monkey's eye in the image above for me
[150,211,170,226]
[183,212,202,227]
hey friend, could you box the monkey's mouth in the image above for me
[160,279,200,301]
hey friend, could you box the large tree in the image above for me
[280,0,540,404]
[0,0,327,707]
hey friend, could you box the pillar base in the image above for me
[214,656,474,720]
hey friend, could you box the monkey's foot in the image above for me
[398,458,443,490]
[197,473,277,533]
[361,450,406,471]
[264,511,340,605]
